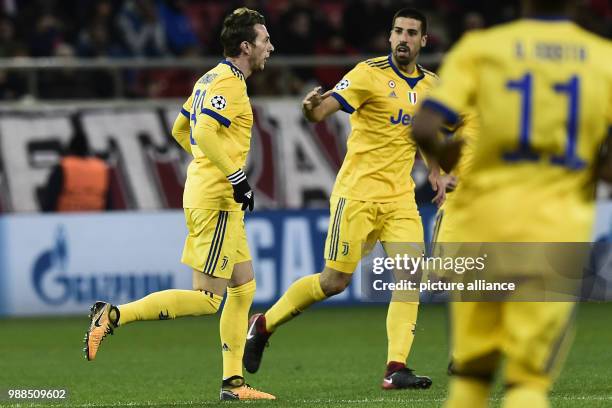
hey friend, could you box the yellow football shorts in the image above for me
[449,301,576,388]
[324,195,424,273]
[181,208,251,279]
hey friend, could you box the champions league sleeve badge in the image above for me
[334,79,350,91]
[211,95,227,110]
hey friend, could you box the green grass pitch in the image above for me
[0,303,610,407]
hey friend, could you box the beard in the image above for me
[393,45,416,65]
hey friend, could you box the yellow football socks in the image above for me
[444,377,490,408]
[220,279,256,379]
[118,289,222,325]
[386,301,418,364]
[264,274,327,332]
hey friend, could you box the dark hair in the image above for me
[391,8,428,35]
[220,7,265,57]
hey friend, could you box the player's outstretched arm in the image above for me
[171,113,192,154]
[302,86,340,122]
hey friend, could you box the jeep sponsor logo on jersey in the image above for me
[390,109,414,126]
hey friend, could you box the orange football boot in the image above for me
[83,301,119,361]
[220,376,276,400]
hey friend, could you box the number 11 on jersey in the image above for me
[503,72,586,170]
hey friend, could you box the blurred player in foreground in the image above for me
[244,8,436,390]
[412,0,612,406]
[83,7,275,401]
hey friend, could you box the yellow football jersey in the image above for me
[181,60,253,211]
[331,55,439,202]
[425,19,612,242]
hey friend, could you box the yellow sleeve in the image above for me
[330,63,372,113]
[180,93,193,122]
[423,32,480,126]
[171,113,191,153]
[192,76,246,176]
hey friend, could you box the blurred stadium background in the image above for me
[0,0,611,406]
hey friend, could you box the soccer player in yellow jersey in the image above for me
[83,8,276,401]
[412,0,612,407]
[243,8,435,389]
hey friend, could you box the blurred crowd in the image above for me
[0,0,610,99]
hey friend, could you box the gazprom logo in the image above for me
[32,226,174,305]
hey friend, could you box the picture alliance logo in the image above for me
[31,226,174,305]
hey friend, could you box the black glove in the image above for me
[227,169,254,211]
